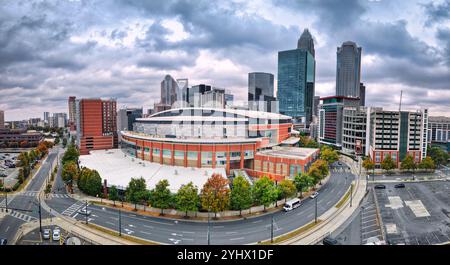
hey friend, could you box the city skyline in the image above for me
[1,0,450,121]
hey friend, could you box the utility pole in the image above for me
[207,208,211,245]
[270,215,274,243]
[118,209,122,236]
[85,200,88,225]
[38,196,42,233]
[315,196,318,223]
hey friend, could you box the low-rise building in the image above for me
[427,116,450,144]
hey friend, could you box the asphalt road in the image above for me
[0,146,62,243]
[46,163,353,245]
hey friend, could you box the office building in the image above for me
[277,29,315,125]
[297,28,315,57]
[336,41,362,98]
[427,116,450,143]
[342,106,370,156]
[117,108,143,132]
[248,72,275,112]
[76,98,118,155]
[368,109,428,168]
[318,96,361,148]
[43,112,50,126]
[0,110,4,129]
[68,96,77,131]
[313,96,320,117]
[160,75,179,106]
[359,83,366,106]
[0,129,43,148]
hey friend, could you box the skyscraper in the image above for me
[43,112,50,125]
[68,96,77,131]
[0,110,4,129]
[248,72,275,112]
[359,83,366,106]
[160,74,179,106]
[336,41,362,98]
[277,29,316,124]
[297,29,315,58]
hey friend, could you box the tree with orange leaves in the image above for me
[201,173,230,218]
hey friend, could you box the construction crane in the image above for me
[399,90,403,112]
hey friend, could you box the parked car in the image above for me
[310,191,319,199]
[43,229,51,240]
[52,229,60,241]
[323,236,341,245]
[394,183,405,188]
[337,162,342,166]
[0,238,7,245]
[374,184,386,189]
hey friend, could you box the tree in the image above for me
[230,175,252,216]
[62,138,68,147]
[62,161,78,184]
[320,147,339,164]
[200,173,230,218]
[299,135,319,148]
[83,170,102,196]
[278,179,297,202]
[251,176,278,211]
[54,137,60,145]
[418,156,435,172]
[108,186,119,206]
[427,146,449,167]
[362,157,375,174]
[294,173,314,198]
[36,142,49,157]
[308,159,329,185]
[176,182,199,217]
[400,155,416,172]
[62,144,79,166]
[381,155,396,174]
[150,179,172,215]
[125,177,147,210]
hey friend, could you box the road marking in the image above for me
[213,225,224,228]
[5,226,9,232]
[182,231,195,234]
[362,228,381,235]
[182,238,194,241]
[109,217,118,221]
[252,220,262,224]
[230,237,244,241]
[225,231,238,235]
[105,221,115,226]
[361,213,377,220]
[139,231,152,236]
[144,220,174,226]
[143,225,154,229]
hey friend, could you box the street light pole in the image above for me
[85,200,88,225]
[315,196,318,223]
[118,209,122,236]
[207,209,211,245]
[270,215,274,243]
[350,184,353,208]
[38,196,42,233]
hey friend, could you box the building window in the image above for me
[162,149,172,157]
[187,151,197,159]
[174,150,184,158]
[375,152,381,163]
[152,148,160,156]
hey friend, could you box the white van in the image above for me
[283,198,302,212]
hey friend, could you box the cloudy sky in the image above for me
[1,0,449,121]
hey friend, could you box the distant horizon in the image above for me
[1,0,449,120]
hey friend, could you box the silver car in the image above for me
[310,191,319,199]
[43,229,51,240]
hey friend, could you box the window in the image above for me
[152,148,160,156]
[187,151,197,159]
[144,147,150,152]
[375,152,381,163]
[174,151,184,158]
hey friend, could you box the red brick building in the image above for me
[77,98,117,155]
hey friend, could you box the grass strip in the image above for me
[258,220,322,245]
[335,183,354,209]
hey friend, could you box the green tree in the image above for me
[362,157,375,174]
[299,135,319,148]
[230,175,252,216]
[427,146,449,167]
[125,177,147,210]
[62,144,80,166]
[320,147,339,164]
[418,156,435,172]
[251,176,278,211]
[108,185,119,206]
[278,179,297,202]
[150,179,172,215]
[308,159,329,185]
[176,182,199,217]
[61,161,78,184]
[62,138,68,147]
[400,155,416,172]
[381,155,396,174]
[294,173,314,198]
[54,137,60,145]
[200,173,230,218]
[84,170,102,196]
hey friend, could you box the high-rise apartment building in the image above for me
[248,72,275,112]
[43,112,50,125]
[336,41,362,98]
[76,98,118,155]
[277,29,316,125]
[368,109,428,168]
[342,106,370,156]
[68,96,77,131]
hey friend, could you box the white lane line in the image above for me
[140,231,152,236]
[182,231,195,234]
[361,214,377,220]
[143,225,154,229]
[213,225,224,228]
[109,217,118,221]
[252,220,263,224]
[307,213,313,218]
[105,221,115,226]
[362,228,381,235]
[226,231,238,235]
[143,220,174,226]
[182,238,194,241]
[230,237,244,241]
[72,213,79,218]
[5,226,9,233]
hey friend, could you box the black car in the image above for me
[323,236,341,245]
[394,183,405,188]
[374,184,386,189]
[0,238,7,245]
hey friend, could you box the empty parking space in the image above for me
[374,181,450,245]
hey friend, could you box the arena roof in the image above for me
[257,146,318,160]
[79,149,227,193]
[121,131,260,144]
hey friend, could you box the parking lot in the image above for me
[374,181,450,245]
[17,225,92,245]
[0,153,19,188]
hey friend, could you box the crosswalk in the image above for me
[332,168,351,173]
[16,191,39,197]
[8,210,37,222]
[62,201,85,217]
[8,191,71,199]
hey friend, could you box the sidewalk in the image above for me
[277,156,367,245]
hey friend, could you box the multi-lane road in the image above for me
[0,147,63,242]
[45,162,353,245]
[1,144,354,245]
